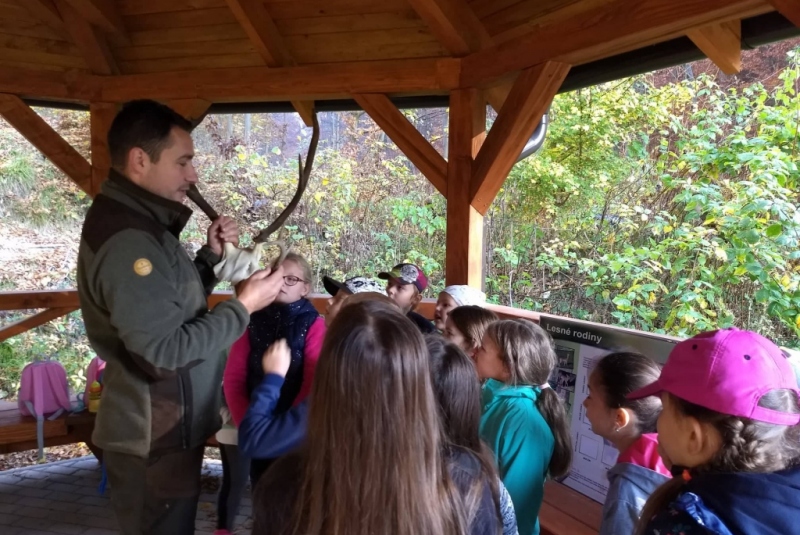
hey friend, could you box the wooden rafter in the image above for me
[56,1,119,75]
[446,88,485,286]
[461,0,767,87]
[22,0,64,30]
[353,93,447,196]
[0,94,92,195]
[769,0,800,27]
[0,307,77,343]
[406,0,493,56]
[62,0,130,44]
[406,0,512,111]
[90,102,116,197]
[225,0,315,126]
[687,20,742,75]
[470,62,570,215]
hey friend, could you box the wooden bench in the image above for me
[541,481,602,535]
[0,400,96,455]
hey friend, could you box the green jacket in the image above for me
[77,172,249,457]
[480,380,554,535]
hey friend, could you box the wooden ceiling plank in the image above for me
[0,93,92,194]
[687,20,742,75]
[406,0,493,56]
[63,0,130,44]
[461,0,765,87]
[118,0,226,17]
[769,0,800,27]
[56,0,119,75]
[225,0,316,125]
[124,8,237,32]
[470,61,569,215]
[353,92,447,195]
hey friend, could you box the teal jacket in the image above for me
[480,380,554,535]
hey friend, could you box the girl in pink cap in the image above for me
[630,328,800,535]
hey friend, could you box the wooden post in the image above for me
[446,88,485,286]
[90,103,116,197]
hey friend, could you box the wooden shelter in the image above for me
[0,1,799,532]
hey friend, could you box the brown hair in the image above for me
[425,335,501,530]
[448,306,499,352]
[593,352,663,434]
[287,300,482,535]
[283,252,312,283]
[485,319,573,478]
[635,390,800,534]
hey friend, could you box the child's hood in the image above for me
[683,465,800,535]
[608,462,670,499]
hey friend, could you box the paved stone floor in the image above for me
[0,456,252,534]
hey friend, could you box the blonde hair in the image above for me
[283,252,312,283]
[448,306,498,352]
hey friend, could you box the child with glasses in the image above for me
[222,252,325,491]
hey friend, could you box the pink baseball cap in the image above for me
[628,328,800,426]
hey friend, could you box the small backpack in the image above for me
[83,356,106,402]
[18,359,73,460]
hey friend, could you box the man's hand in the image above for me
[207,216,240,256]
[236,265,285,314]
[262,339,291,377]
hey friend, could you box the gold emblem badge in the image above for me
[133,258,153,276]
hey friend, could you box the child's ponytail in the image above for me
[487,319,573,478]
[536,386,573,478]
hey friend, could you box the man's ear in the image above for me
[126,147,150,182]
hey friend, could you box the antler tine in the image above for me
[255,113,320,243]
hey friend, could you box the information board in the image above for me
[539,315,679,504]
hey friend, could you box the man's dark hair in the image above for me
[108,100,192,172]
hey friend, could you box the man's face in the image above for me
[131,127,198,203]
[386,279,418,313]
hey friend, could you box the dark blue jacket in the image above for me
[238,373,307,459]
[642,466,800,535]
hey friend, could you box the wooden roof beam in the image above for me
[769,0,800,27]
[225,0,315,126]
[56,1,119,75]
[0,94,92,195]
[461,0,767,87]
[687,20,742,75]
[168,99,213,129]
[353,93,447,196]
[62,0,130,45]
[470,62,570,215]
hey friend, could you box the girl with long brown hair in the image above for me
[252,299,501,535]
[444,305,499,360]
[474,319,573,535]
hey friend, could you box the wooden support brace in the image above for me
[56,1,119,75]
[769,0,800,27]
[687,20,742,75]
[0,94,92,195]
[470,62,570,215]
[23,0,65,31]
[167,99,212,129]
[353,93,447,196]
[225,0,315,126]
[445,88,485,287]
[90,103,116,197]
[0,307,78,343]
[0,291,80,311]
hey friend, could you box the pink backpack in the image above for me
[18,359,73,460]
[83,356,106,402]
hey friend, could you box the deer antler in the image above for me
[189,112,320,286]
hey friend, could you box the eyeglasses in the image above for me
[283,276,307,287]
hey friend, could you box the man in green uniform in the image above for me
[77,100,284,535]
